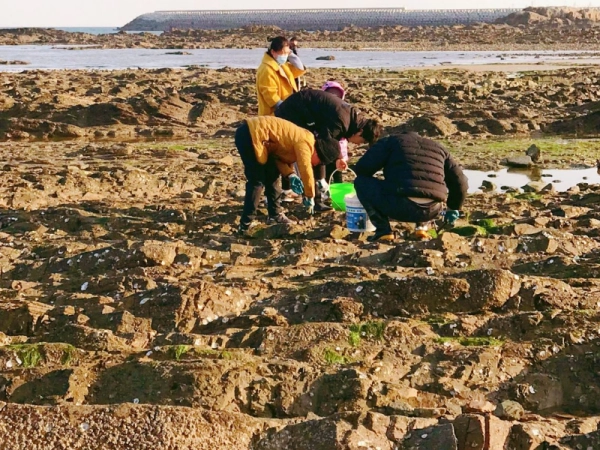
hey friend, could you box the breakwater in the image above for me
[121,8,521,31]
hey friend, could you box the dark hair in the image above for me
[269,36,289,52]
[315,136,341,165]
[290,36,298,42]
[361,119,382,145]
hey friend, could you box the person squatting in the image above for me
[236,35,469,240]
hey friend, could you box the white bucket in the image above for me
[345,194,376,232]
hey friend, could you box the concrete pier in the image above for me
[121,8,521,31]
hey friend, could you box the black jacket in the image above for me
[354,132,468,210]
[275,89,366,141]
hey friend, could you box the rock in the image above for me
[218,155,234,166]
[481,180,497,191]
[520,233,558,254]
[456,269,521,310]
[520,374,564,412]
[551,205,590,218]
[501,156,533,168]
[387,416,438,443]
[256,416,391,450]
[331,297,364,323]
[525,144,541,162]
[464,400,496,413]
[503,423,547,450]
[0,403,261,449]
[541,183,556,193]
[316,55,335,60]
[344,425,393,450]
[0,60,29,65]
[403,115,458,137]
[402,422,458,450]
[511,223,542,236]
[495,400,525,420]
[562,429,600,449]
[137,240,178,266]
[482,118,512,135]
[453,415,486,450]
[330,224,351,240]
[435,232,470,254]
[521,181,551,193]
[378,276,470,315]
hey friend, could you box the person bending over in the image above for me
[275,88,381,211]
[235,116,341,233]
[353,132,468,242]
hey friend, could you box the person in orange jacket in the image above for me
[235,116,341,233]
[256,36,306,117]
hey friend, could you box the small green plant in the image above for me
[221,351,233,360]
[451,225,488,237]
[323,348,348,365]
[435,336,504,347]
[348,321,386,347]
[171,345,191,361]
[515,192,542,202]
[425,315,451,326]
[194,348,220,357]
[61,344,77,365]
[476,218,496,229]
[348,329,362,347]
[427,228,438,239]
[361,321,386,340]
[8,344,43,368]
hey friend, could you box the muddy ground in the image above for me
[2,66,600,172]
[2,60,600,446]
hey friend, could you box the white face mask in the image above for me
[276,54,288,65]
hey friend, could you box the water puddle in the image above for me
[465,167,600,193]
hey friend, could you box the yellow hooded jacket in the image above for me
[256,53,306,116]
[246,116,316,198]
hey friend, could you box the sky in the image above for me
[2,0,600,27]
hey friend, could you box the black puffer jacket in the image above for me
[275,88,366,140]
[354,132,468,210]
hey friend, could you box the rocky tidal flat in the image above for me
[2,35,600,448]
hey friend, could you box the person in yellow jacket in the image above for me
[235,116,341,233]
[256,36,306,117]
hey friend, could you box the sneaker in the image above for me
[412,222,433,240]
[267,213,297,225]
[236,221,253,235]
[281,189,299,203]
[367,230,395,243]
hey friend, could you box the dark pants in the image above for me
[312,163,342,207]
[354,176,443,233]
[326,162,343,184]
[235,122,282,226]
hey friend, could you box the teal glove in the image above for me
[444,210,460,226]
[303,197,315,215]
[288,174,304,195]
